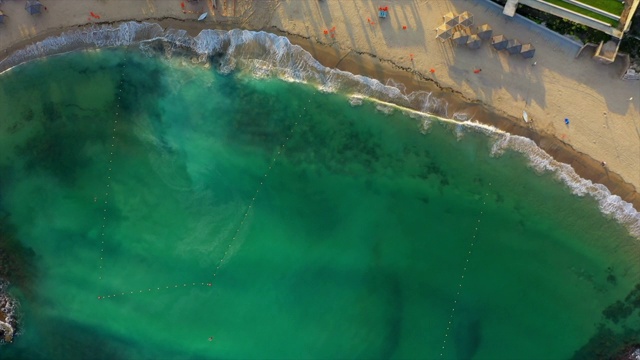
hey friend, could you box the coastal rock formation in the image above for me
[0,281,17,343]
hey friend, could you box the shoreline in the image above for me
[2,17,638,211]
[271,27,640,210]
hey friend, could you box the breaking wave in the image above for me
[1,21,638,238]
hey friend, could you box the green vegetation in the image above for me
[620,37,640,58]
[544,0,619,26]
[574,0,625,15]
[513,3,614,42]
[492,0,639,61]
[544,18,612,42]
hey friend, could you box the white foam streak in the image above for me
[2,21,638,239]
[492,134,640,237]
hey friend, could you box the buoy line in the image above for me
[97,282,213,300]
[97,50,128,282]
[95,96,313,301]
[209,101,310,281]
[439,185,490,357]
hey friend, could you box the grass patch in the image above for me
[544,0,620,26]
[574,0,625,16]
[511,2,614,43]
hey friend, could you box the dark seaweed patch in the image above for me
[219,74,295,152]
[21,108,34,122]
[572,284,640,359]
[2,315,194,360]
[0,216,36,297]
[114,52,167,121]
[41,101,62,123]
[17,125,91,185]
[571,324,640,360]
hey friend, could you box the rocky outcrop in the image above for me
[0,281,17,343]
[0,319,13,343]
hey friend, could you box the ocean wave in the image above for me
[1,21,638,239]
[491,134,640,238]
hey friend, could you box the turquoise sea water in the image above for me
[0,48,639,359]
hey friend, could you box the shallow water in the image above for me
[0,48,639,359]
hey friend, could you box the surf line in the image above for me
[439,185,491,357]
[96,49,130,282]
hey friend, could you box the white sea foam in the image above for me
[348,95,364,107]
[2,21,638,239]
[375,104,394,115]
[491,134,640,238]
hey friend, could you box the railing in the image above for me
[562,0,621,20]
[518,0,623,37]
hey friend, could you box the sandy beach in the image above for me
[0,0,638,208]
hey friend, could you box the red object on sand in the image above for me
[402,25,407,30]
[324,29,328,35]
[430,68,436,73]
[473,69,481,74]
[181,2,185,8]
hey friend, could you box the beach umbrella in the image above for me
[452,31,469,46]
[466,34,482,49]
[491,35,508,50]
[506,39,522,55]
[477,24,493,40]
[25,0,43,15]
[520,43,536,58]
[435,24,452,40]
[458,11,473,27]
[443,11,458,27]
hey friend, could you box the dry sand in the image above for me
[0,0,638,208]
